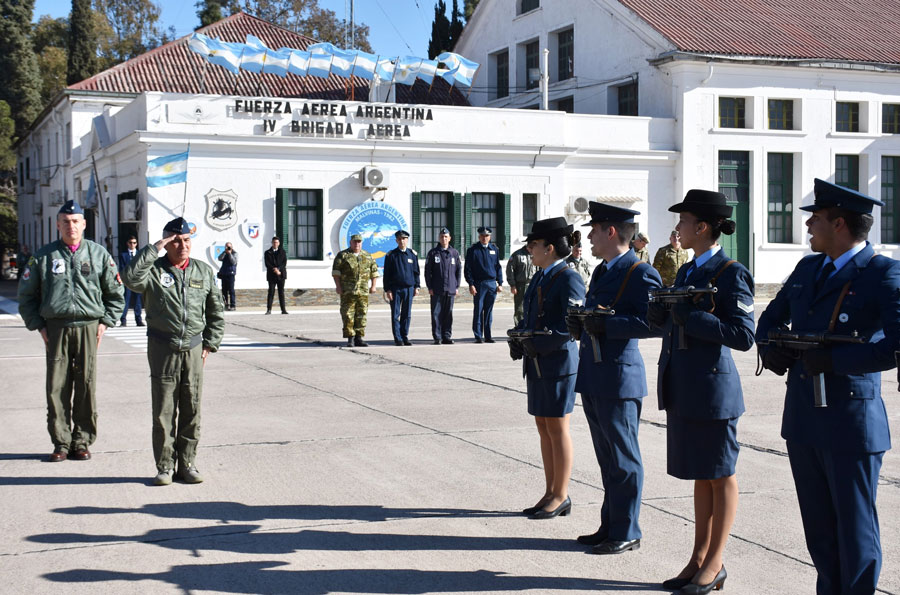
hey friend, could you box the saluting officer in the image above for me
[464,226,503,343]
[333,233,379,347]
[507,243,538,325]
[565,203,662,555]
[122,217,225,486]
[757,179,900,595]
[383,230,420,346]
[424,227,461,344]
[18,200,124,462]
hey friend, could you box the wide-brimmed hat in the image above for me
[668,189,733,219]
[800,178,884,214]
[526,217,574,243]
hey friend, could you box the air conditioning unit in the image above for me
[568,196,591,214]
[49,190,63,206]
[40,169,51,186]
[361,166,390,189]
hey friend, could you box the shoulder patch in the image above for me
[737,300,754,313]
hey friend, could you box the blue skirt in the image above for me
[666,413,739,480]
[527,374,576,418]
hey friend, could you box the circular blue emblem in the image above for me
[339,201,408,269]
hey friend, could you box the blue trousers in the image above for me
[390,286,415,341]
[581,395,643,540]
[430,293,455,340]
[787,441,883,595]
[121,287,143,323]
[471,280,497,339]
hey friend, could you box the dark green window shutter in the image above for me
[502,193,511,258]
[276,188,291,255]
[464,192,473,245]
[411,191,422,254]
[452,192,464,249]
[316,190,324,259]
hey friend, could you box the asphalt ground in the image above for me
[1,282,899,594]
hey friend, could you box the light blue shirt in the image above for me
[603,249,630,270]
[820,241,867,279]
[685,245,722,279]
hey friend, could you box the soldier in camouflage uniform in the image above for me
[632,232,651,264]
[506,244,538,325]
[651,230,690,287]
[565,232,592,288]
[18,200,125,462]
[122,217,225,486]
[333,233,379,347]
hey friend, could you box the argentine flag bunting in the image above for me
[394,57,422,86]
[375,56,395,80]
[353,51,377,80]
[240,45,266,73]
[206,38,242,74]
[147,151,189,188]
[307,42,337,55]
[187,33,211,56]
[288,49,310,76]
[308,52,333,78]
[436,52,479,87]
[416,59,439,85]
[330,48,357,78]
[262,48,290,77]
[245,34,269,50]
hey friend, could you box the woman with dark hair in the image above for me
[509,217,586,519]
[647,190,755,594]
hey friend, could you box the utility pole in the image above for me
[541,48,549,110]
[350,0,355,49]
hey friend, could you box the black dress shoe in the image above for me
[394,339,403,346]
[484,337,496,343]
[433,339,442,345]
[474,337,483,344]
[591,538,640,555]
[662,576,692,591]
[576,527,608,546]
[522,501,548,516]
[402,339,412,346]
[529,496,571,519]
[136,321,145,326]
[281,310,289,315]
[120,320,127,327]
[441,338,454,344]
[265,310,272,315]
[677,567,726,594]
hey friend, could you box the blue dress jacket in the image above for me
[464,242,503,284]
[656,249,755,419]
[756,243,900,453]
[575,249,662,399]
[516,259,586,379]
[382,248,420,291]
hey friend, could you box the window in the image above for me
[882,157,900,243]
[412,191,454,253]
[522,193,538,236]
[883,104,900,134]
[557,29,573,81]
[616,82,638,116]
[65,122,71,160]
[519,0,539,14]
[836,102,860,132]
[835,155,859,191]
[767,153,793,243]
[276,188,323,260]
[468,192,510,257]
[525,41,539,90]
[494,50,508,99]
[555,97,574,113]
[768,99,794,130]
[719,97,745,128]
[18,162,23,186]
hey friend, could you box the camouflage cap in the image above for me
[350,233,363,241]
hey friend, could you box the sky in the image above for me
[33,0,438,59]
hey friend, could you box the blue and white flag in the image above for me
[262,48,290,77]
[187,33,211,56]
[416,59,439,85]
[330,48,357,78]
[308,52,333,78]
[394,56,422,86]
[84,171,97,206]
[240,45,267,73]
[206,37,243,74]
[307,42,337,55]
[288,49,310,76]
[353,51,377,80]
[245,34,269,50]
[437,52,480,87]
[375,56,395,80]
[147,151,189,188]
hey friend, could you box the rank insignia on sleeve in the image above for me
[109,258,116,267]
[115,273,122,285]
[737,300,754,313]
[22,268,30,281]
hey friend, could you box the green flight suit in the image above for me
[18,239,124,451]
[332,248,379,338]
[652,245,690,287]
[565,255,593,287]
[122,245,224,473]
[634,246,651,264]
[506,246,538,325]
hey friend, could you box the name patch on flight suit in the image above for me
[189,279,203,289]
[160,272,175,287]
[81,262,91,275]
[51,259,65,274]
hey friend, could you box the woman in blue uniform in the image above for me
[647,190,755,594]
[509,217,586,519]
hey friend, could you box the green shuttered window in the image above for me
[276,188,323,260]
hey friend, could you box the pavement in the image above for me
[1,279,899,594]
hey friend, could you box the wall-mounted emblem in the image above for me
[242,217,262,243]
[338,201,408,270]
[205,189,238,231]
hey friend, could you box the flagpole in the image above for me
[181,143,191,217]
[465,65,481,101]
[90,155,113,253]
[384,58,398,103]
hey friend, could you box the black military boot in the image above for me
[354,335,368,347]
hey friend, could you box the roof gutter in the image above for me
[650,50,900,73]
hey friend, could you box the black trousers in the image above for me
[267,277,286,312]
[221,276,235,307]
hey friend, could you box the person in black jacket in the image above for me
[217,242,238,311]
[424,227,461,344]
[383,230,420,345]
[264,237,288,315]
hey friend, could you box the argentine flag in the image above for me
[308,52,333,78]
[241,45,267,73]
[330,48,357,78]
[262,48,290,77]
[437,52,480,87]
[375,57,395,81]
[353,51,377,80]
[288,49,310,76]
[206,37,242,74]
[147,151,189,188]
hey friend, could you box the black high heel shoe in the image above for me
[522,497,551,516]
[662,576,692,590]
[678,566,726,594]
[529,496,571,519]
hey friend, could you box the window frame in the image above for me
[556,28,574,82]
[882,156,900,244]
[494,49,509,99]
[883,104,900,134]
[276,188,324,260]
[522,193,538,236]
[525,41,540,90]
[836,101,860,132]
[768,99,794,130]
[835,154,860,191]
[718,97,746,128]
[616,81,638,116]
[519,0,539,15]
[766,153,794,244]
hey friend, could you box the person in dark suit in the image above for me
[383,229,421,346]
[509,217,586,520]
[757,179,900,595]
[424,227,461,344]
[119,235,143,326]
[565,202,662,555]
[647,190,755,594]
[264,236,288,315]
[464,227,503,343]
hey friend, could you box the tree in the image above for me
[0,101,17,257]
[0,0,42,138]
[33,15,69,104]
[93,0,169,68]
[427,0,451,60]
[464,0,479,20]
[196,0,228,28]
[229,0,372,51]
[449,0,463,49]
[68,0,98,84]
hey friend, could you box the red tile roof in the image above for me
[618,0,900,64]
[68,12,467,105]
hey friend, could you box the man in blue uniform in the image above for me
[424,227,461,344]
[119,235,143,326]
[565,202,662,555]
[464,226,503,343]
[757,179,900,595]
[383,230,420,346]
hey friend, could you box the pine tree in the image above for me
[0,0,42,138]
[68,0,97,85]
[463,0,479,20]
[449,0,463,50]
[427,0,451,60]
[196,0,228,29]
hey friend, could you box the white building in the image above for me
[455,0,900,282]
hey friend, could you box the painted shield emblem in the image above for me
[242,217,262,242]
[205,188,238,231]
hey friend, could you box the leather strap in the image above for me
[698,259,737,313]
[607,262,643,309]
[828,282,852,332]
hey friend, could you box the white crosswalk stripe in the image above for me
[104,326,280,352]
